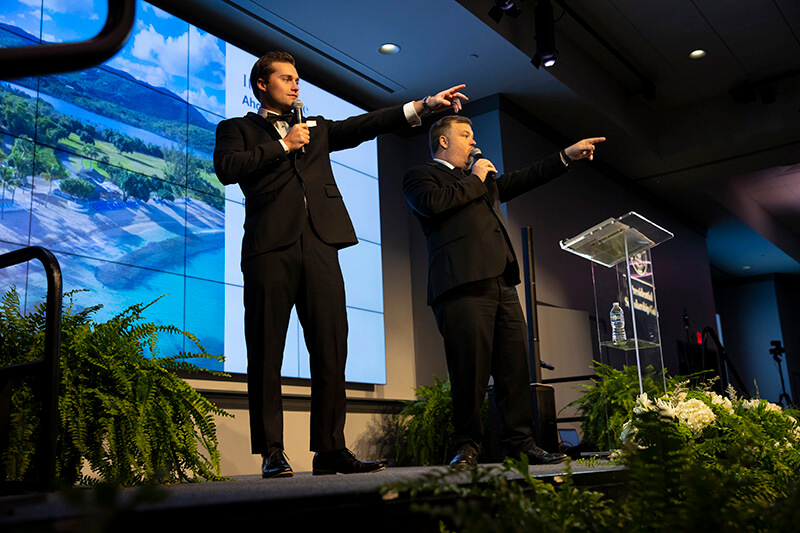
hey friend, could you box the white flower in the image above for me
[634,393,655,414]
[620,420,637,444]
[741,399,782,412]
[674,398,716,436]
[741,399,761,410]
[655,398,676,419]
[620,421,647,450]
[709,392,734,414]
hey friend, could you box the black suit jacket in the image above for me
[403,154,568,304]
[214,105,409,261]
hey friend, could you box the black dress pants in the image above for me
[432,276,535,452]
[242,222,348,454]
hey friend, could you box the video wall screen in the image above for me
[0,0,386,384]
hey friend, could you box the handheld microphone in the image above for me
[470,148,496,180]
[291,99,305,154]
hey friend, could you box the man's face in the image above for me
[257,61,300,112]
[441,123,476,169]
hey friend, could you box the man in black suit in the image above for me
[213,51,467,477]
[403,115,604,469]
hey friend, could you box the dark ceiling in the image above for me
[154,0,800,279]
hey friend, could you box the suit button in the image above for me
[494,228,501,232]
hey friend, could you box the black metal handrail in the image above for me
[0,246,62,492]
[701,325,750,399]
[0,0,135,80]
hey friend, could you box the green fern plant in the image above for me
[0,287,231,486]
[393,376,492,466]
[568,362,702,450]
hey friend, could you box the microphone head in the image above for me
[291,99,303,110]
[470,148,483,159]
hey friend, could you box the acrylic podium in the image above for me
[560,212,673,395]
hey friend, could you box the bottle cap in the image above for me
[612,302,619,306]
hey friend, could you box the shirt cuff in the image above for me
[404,101,421,127]
[279,139,289,153]
[559,150,571,167]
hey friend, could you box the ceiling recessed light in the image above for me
[689,49,707,59]
[378,43,401,55]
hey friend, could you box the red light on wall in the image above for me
[696,332,703,344]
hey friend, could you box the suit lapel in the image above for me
[429,161,465,183]
[246,112,282,141]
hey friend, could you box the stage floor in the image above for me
[1,461,626,531]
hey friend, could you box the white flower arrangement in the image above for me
[630,390,720,440]
[624,381,799,456]
[673,398,716,436]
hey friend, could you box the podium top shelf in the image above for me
[560,211,673,267]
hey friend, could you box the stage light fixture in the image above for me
[531,0,557,69]
[488,0,522,24]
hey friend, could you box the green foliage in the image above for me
[59,177,95,199]
[568,362,704,450]
[393,376,455,466]
[615,391,800,532]
[385,374,800,532]
[382,458,624,532]
[0,287,231,486]
[393,377,492,466]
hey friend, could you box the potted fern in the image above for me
[0,288,230,486]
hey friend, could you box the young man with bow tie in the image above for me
[213,51,467,478]
[403,115,605,469]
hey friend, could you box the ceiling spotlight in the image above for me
[488,0,522,24]
[531,0,557,69]
[378,43,401,55]
[689,49,707,59]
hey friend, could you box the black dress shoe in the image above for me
[312,448,385,475]
[449,444,478,470]
[262,448,293,478]
[516,445,567,465]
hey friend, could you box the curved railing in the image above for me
[0,247,62,492]
[0,0,135,79]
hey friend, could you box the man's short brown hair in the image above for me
[429,115,472,157]
[250,51,296,100]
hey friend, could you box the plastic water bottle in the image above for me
[611,302,626,343]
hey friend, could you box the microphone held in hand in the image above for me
[291,99,305,154]
[470,148,496,180]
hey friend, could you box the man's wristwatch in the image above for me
[422,96,432,113]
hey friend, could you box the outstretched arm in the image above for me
[563,137,607,162]
[412,84,469,116]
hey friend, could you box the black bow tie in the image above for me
[267,112,295,124]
